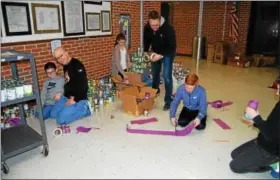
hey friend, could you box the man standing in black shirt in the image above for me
[229,76,280,173]
[50,47,91,125]
[144,10,176,111]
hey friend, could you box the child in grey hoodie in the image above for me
[39,62,65,120]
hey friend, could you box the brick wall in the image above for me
[1,2,160,89]
[173,1,251,55]
[1,1,252,89]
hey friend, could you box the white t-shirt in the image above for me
[120,48,127,70]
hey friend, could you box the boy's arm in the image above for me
[170,86,183,119]
[53,77,65,100]
[40,81,48,106]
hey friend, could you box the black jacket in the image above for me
[143,20,176,56]
[253,101,280,156]
[63,58,88,102]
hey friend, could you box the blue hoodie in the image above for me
[170,84,207,121]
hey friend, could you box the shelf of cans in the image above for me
[129,47,149,74]
[172,62,191,85]
[87,75,117,112]
[1,104,33,130]
[1,78,33,102]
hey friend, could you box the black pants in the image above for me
[177,107,207,130]
[229,139,278,173]
[118,69,127,80]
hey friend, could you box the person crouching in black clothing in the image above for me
[229,76,280,173]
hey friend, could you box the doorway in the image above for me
[161,2,172,24]
[246,1,280,66]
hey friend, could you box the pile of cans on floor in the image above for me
[87,75,117,112]
[172,62,191,85]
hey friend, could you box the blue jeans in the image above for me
[35,104,54,120]
[50,96,91,125]
[151,54,175,104]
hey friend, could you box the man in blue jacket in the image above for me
[170,73,207,130]
[144,10,176,111]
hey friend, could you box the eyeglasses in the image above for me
[55,53,64,61]
[46,70,55,74]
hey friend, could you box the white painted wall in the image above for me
[1,1,112,44]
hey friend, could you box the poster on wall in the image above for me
[86,12,100,31]
[1,2,32,36]
[101,10,111,32]
[31,3,61,34]
[61,1,85,36]
[119,14,131,49]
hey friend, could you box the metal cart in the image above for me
[1,50,49,174]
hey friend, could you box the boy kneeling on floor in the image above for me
[169,72,207,130]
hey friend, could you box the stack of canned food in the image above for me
[172,62,191,85]
[87,75,117,112]
[129,47,148,74]
[1,78,33,102]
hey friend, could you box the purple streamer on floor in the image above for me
[76,126,93,133]
[126,117,195,136]
[208,100,233,109]
[213,118,231,130]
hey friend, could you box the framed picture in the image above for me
[31,3,61,34]
[1,2,32,36]
[101,10,111,32]
[119,14,131,49]
[86,13,100,31]
[61,1,85,36]
[84,1,102,5]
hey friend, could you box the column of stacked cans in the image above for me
[172,62,191,85]
[87,75,117,112]
[129,47,148,74]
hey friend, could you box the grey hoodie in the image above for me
[41,76,65,106]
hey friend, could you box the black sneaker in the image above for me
[163,103,170,111]
[252,166,271,173]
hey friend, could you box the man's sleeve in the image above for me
[68,60,88,102]
[196,89,207,121]
[166,25,176,56]
[143,25,151,52]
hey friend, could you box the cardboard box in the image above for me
[119,86,157,116]
[111,72,147,91]
[206,43,215,62]
[227,56,251,68]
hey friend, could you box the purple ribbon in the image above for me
[126,117,195,136]
[208,100,233,108]
[213,118,231,130]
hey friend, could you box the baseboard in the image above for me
[176,53,192,57]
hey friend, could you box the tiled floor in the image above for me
[2,57,279,179]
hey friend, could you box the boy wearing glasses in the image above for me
[40,62,65,120]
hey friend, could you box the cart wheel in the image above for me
[42,145,49,157]
[2,162,9,174]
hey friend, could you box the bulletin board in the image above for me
[1,0,112,44]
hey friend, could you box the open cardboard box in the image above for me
[119,86,157,116]
[111,72,147,91]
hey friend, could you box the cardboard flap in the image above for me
[126,72,142,82]
[139,87,158,98]
[119,90,137,107]
[122,86,139,96]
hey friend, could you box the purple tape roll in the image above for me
[247,100,259,110]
